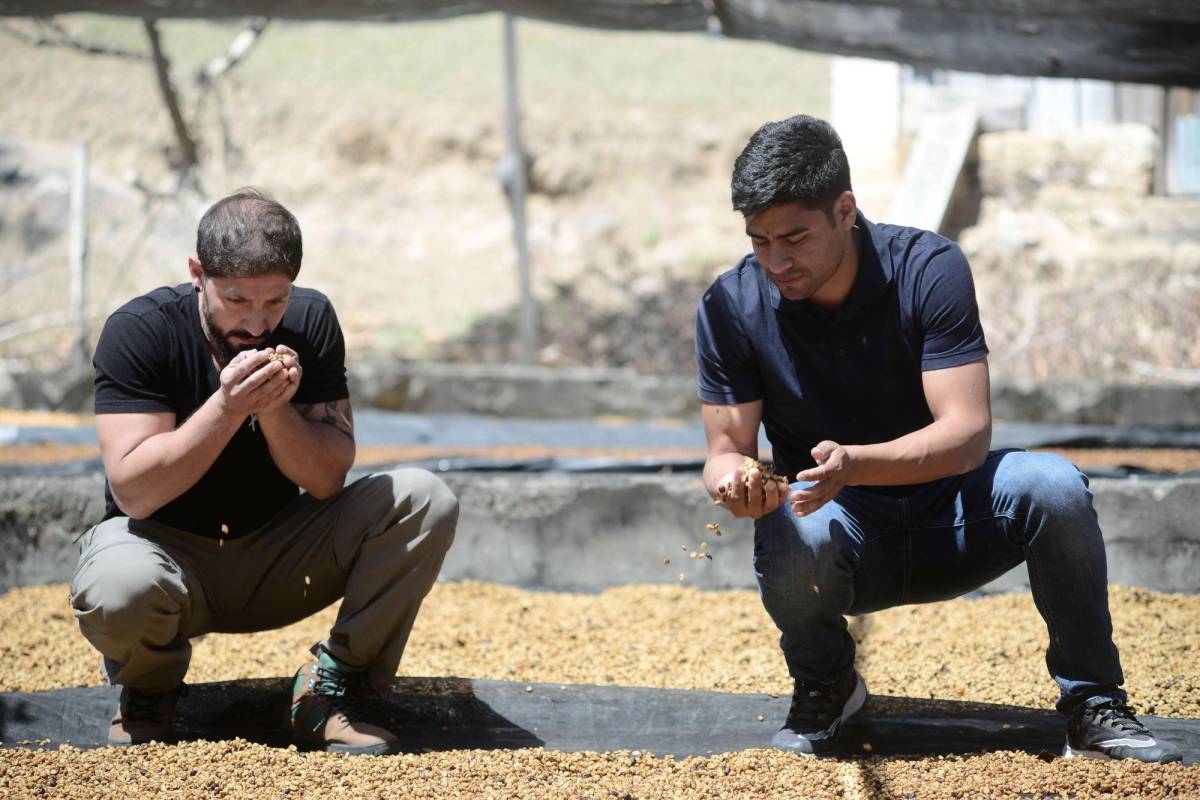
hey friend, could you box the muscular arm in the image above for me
[790,359,992,515]
[840,359,991,484]
[99,348,299,519]
[702,399,786,519]
[255,398,356,499]
[98,399,244,520]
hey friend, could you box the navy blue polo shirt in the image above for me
[695,212,988,483]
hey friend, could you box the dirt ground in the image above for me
[0,581,1197,797]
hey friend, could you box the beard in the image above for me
[201,289,273,365]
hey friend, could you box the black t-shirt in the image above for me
[695,212,988,486]
[93,282,349,538]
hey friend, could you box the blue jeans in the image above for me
[753,449,1125,714]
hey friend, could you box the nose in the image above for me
[765,246,793,275]
[243,310,268,338]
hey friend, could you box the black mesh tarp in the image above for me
[0,1,1196,95]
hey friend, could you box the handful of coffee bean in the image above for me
[715,457,789,506]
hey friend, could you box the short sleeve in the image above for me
[290,296,349,405]
[916,243,989,371]
[93,311,175,414]
[695,281,762,404]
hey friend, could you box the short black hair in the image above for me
[196,187,302,279]
[731,115,852,218]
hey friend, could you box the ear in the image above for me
[188,257,204,290]
[834,190,857,230]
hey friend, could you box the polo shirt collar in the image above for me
[770,211,889,316]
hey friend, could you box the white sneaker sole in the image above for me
[771,672,868,756]
[1062,742,1113,760]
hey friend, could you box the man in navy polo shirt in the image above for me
[695,114,1180,763]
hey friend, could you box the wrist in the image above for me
[211,389,243,423]
[841,444,862,485]
[255,401,294,426]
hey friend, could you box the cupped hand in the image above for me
[715,463,786,520]
[255,345,302,417]
[789,440,853,517]
[217,348,291,418]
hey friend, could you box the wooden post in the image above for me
[1154,86,1171,197]
[502,13,537,365]
[69,142,89,365]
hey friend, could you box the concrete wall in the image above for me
[4,470,1197,596]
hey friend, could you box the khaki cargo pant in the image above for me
[69,468,458,693]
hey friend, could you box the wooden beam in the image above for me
[714,0,1200,87]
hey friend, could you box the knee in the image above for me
[71,546,183,637]
[754,503,855,588]
[387,468,459,548]
[1005,452,1094,515]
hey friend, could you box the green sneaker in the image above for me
[289,644,399,755]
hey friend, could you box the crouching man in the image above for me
[70,188,457,755]
[697,115,1181,763]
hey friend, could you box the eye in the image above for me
[786,234,808,245]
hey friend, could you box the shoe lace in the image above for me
[1089,700,1149,736]
[311,662,379,722]
[784,679,841,728]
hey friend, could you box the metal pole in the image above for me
[69,142,90,365]
[502,13,537,365]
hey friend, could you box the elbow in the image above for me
[110,485,158,520]
[963,424,992,472]
[305,473,350,501]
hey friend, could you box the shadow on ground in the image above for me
[1,678,1197,763]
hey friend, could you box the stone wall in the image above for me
[5,469,1198,596]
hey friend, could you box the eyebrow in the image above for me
[746,224,810,239]
[223,290,291,303]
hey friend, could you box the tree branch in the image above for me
[142,18,199,180]
[0,18,149,60]
[195,17,269,88]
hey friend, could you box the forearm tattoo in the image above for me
[298,401,354,442]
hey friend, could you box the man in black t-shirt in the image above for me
[696,115,1180,763]
[71,188,458,755]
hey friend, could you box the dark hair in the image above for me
[196,187,302,279]
[731,115,852,218]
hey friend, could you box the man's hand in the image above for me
[715,462,787,519]
[256,346,302,417]
[790,440,854,516]
[217,349,293,419]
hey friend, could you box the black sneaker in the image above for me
[771,669,867,755]
[1064,697,1183,763]
[108,684,187,746]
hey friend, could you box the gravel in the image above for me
[1,581,1197,797]
[3,743,1196,799]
